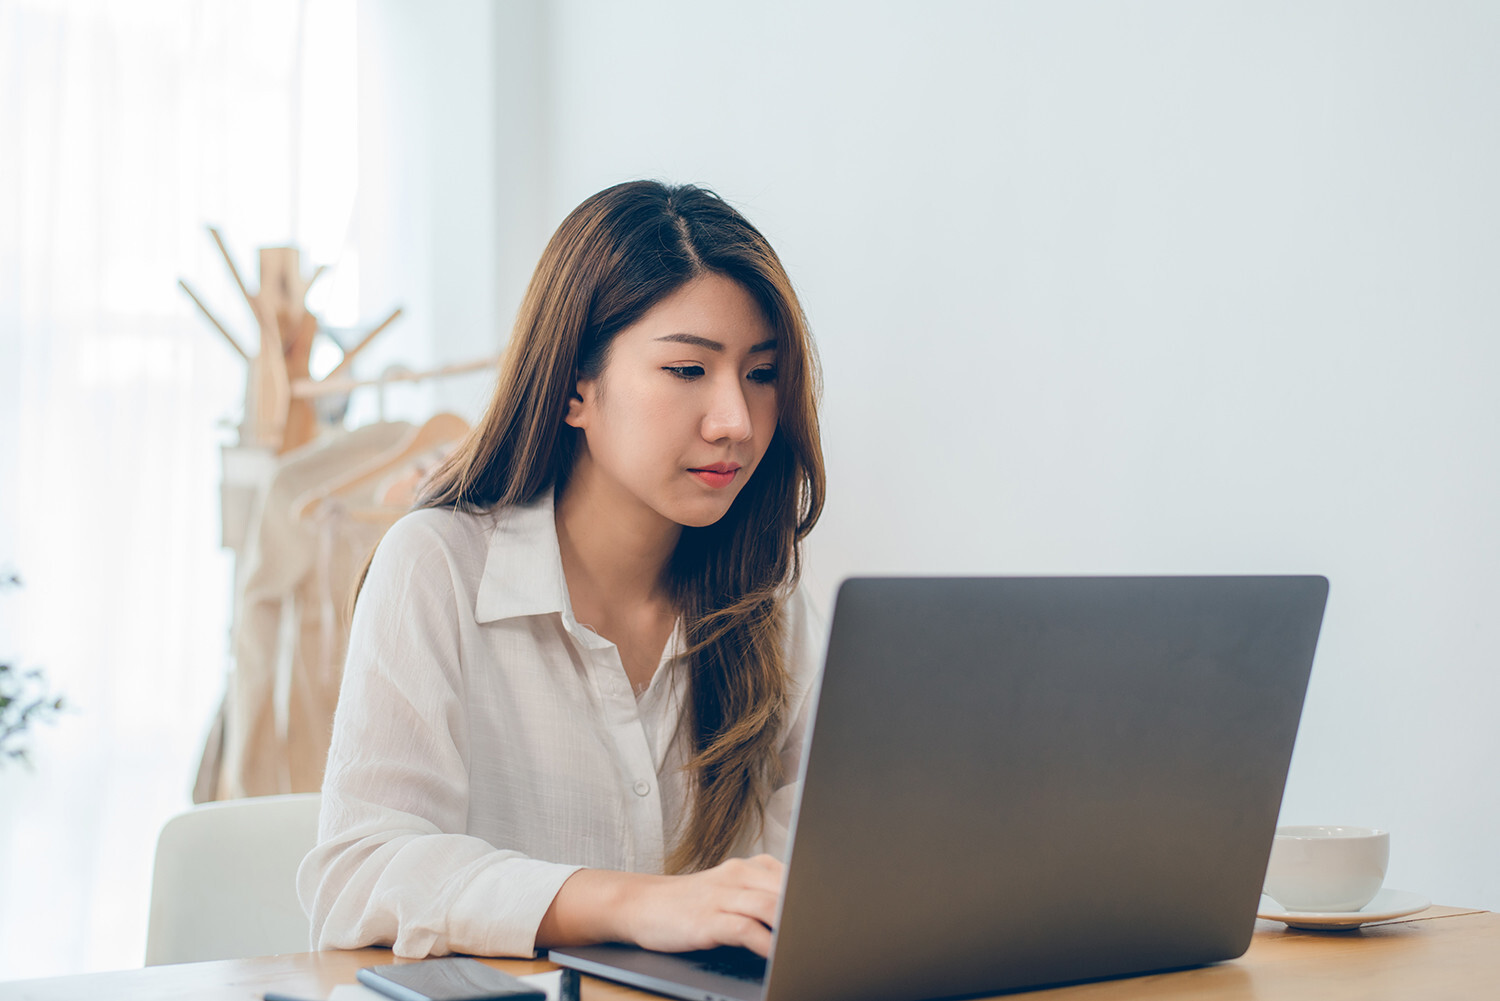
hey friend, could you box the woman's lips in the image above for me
[689,463,741,489]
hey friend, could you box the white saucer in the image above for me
[1258,888,1431,930]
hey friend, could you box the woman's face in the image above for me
[564,273,779,531]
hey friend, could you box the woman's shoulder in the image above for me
[374,505,494,561]
[369,499,558,593]
[366,506,500,591]
[382,505,496,548]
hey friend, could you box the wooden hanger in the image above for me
[291,412,472,520]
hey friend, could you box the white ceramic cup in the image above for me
[1263,825,1390,912]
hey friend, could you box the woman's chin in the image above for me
[673,511,730,530]
[667,497,739,529]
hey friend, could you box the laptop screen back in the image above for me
[763,575,1326,1001]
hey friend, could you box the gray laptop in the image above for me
[551,575,1328,1001]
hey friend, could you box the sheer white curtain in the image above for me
[0,0,355,978]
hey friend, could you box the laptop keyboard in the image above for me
[686,946,768,983]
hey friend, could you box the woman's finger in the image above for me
[717,913,774,957]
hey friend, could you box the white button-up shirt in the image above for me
[297,493,822,959]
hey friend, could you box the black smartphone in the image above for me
[356,957,547,1001]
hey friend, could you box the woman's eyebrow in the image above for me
[655,332,777,353]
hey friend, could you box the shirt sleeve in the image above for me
[295,515,582,958]
[753,584,826,860]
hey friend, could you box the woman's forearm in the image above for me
[536,868,647,947]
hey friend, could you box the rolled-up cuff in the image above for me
[437,857,585,958]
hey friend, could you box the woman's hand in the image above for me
[617,854,784,956]
[538,854,785,957]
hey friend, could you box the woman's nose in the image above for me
[701,378,753,442]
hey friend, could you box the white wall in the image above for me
[377,1,1500,910]
[353,0,507,423]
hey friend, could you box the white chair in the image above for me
[145,792,322,965]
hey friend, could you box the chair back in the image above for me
[145,792,321,965]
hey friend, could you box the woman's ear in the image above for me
[563,378,593,429]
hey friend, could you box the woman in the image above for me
[297,181,825,961]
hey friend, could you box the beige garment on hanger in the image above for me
[211,421,412,799]
[285,497,400,792]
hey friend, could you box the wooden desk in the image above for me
[2,906,1493,1001]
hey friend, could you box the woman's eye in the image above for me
[748,366,778,385]
[663,365,705,380]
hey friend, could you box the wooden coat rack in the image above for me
[179,226,403,454]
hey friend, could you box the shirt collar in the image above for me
[474,490,575,625]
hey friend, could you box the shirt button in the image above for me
[633,779,651,796]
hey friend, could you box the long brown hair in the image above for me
[410,180,824,872]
